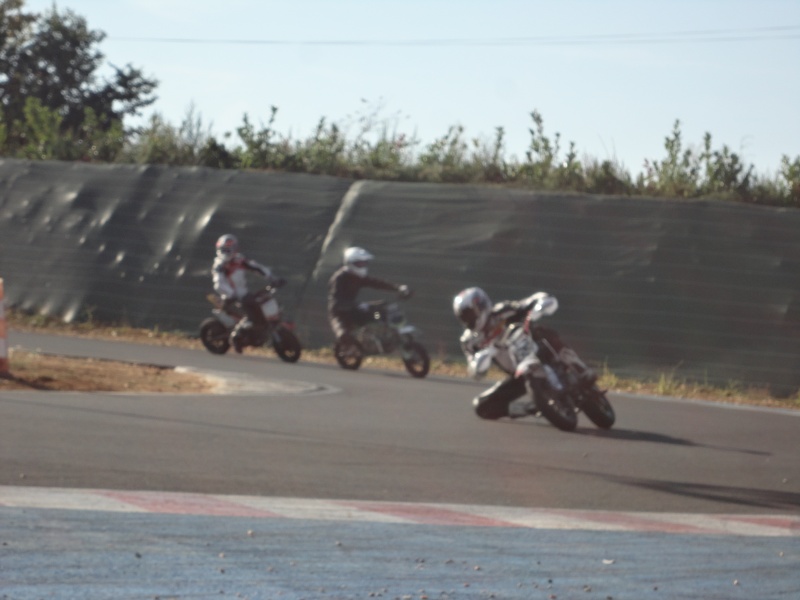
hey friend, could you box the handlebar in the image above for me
[469,346,497,379]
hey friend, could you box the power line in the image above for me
[110,25,800,47]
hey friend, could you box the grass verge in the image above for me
[3,308,798,410]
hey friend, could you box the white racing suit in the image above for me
[460,296,595,420]
[212,252,277,336]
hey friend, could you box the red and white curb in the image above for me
[1,486,797,537]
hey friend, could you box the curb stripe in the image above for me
[99,490,283,518]
[544,509,721,535]
[1,485,798,537]
[342,500,519,528]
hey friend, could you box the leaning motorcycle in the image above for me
[199,285,302,363]
[470,293,615,432]
[333,297,430,378]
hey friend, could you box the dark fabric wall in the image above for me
[300,181,799,392]
[1,159,797,392]
[0,159,350,331]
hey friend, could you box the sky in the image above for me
[24,0,800,176]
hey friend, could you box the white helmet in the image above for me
[453,287,492,331]
[343,246,374,277]
[215,234,238,258]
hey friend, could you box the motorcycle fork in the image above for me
[529,363,565,392]
[534,363,583,418]
[370,333,386,355]
[399,338,417,359]
[365,318,393,354]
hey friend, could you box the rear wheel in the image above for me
[200,318,230,355]
[402,341,430,378]
[334,337,363,370]
[531,378,578,432]
[581,386,615,429]
[273,327,302,363]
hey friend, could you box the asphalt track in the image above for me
[1,330,798,599]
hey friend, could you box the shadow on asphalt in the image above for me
[577,426,771,457]
[607,474,800,512]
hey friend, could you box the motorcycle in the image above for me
[333,297,430,378]
[469,293,615,432]
[199,285,302,363]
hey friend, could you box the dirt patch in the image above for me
[0,349,215,394]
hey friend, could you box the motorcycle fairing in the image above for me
[260,298,280,319]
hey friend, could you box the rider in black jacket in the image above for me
[328,246,411,343]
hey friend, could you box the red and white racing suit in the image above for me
[212,252,274,329]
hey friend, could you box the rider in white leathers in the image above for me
[212,234,285,352]
[453,287,596,420]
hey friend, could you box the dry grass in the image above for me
[0,349,215,393]
[3,308,799,409]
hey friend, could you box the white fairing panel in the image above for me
[261,298,280,319]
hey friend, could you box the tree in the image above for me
[0,0,157,150]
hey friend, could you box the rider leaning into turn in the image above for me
[212,234,285,352]
[327,246,412,344]
[452,287,597,420]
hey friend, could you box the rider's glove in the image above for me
[468,347,496,379]
[397,284,412,299]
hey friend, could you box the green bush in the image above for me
[2,1,796,207]
[2,98,798,207]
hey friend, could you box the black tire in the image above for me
[273,326,302,363]
[200,318,230,355]
[581,386,616,429]
[334,337,363,370]
[401,341,430,378]
[531,378,578,432]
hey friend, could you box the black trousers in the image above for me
[239,292,266,329]
[329,303,383,340]
[472,376,528,420]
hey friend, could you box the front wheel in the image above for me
[401,341,430,378]
[531,378,578,432]
[334,337,363,370]
[273,326,302,363]
[580,386,616,429]
[200,318,230,355]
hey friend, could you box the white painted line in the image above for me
[174,367,341,396]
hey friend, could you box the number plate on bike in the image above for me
[508,331,536,363]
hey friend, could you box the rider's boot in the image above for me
[559,347,597,386]
[473,376,528,420]
[508,399,538,419]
